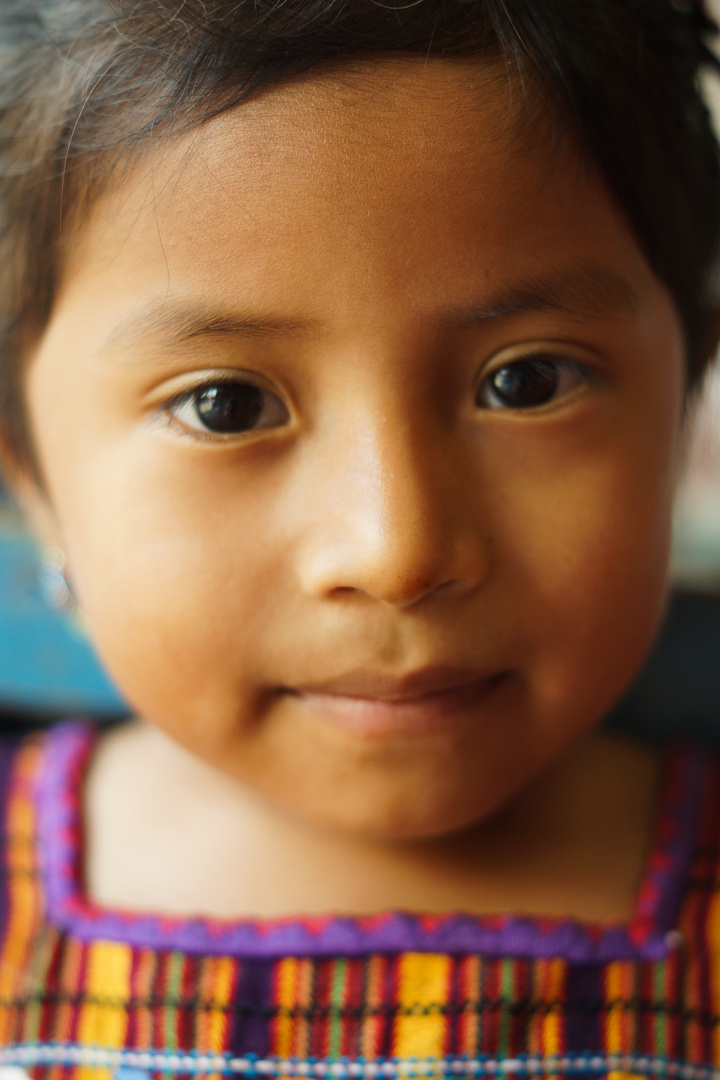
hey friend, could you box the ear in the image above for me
[0,440,64,552]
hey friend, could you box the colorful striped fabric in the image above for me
[0,722,717,1080]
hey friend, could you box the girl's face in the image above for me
[24,59,684,838]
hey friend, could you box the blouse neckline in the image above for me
[37,720,711,960]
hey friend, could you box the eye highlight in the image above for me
[166,379,289,437]
[476,354,588,411]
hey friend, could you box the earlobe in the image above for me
[0,445,84,625]
[0,439,63,553]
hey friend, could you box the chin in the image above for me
[280,775,505,842]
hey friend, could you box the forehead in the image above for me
[75,57,526,245]
[53,56,663,351]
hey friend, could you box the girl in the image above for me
[0,0,717,1076]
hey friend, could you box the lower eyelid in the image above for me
[478,357,587,407]
[165,382,289,437]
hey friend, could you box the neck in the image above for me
[85,721,660,923]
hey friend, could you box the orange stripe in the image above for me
[208,957,236,1051]
[0,741,43,1047]
[540,957,565,1080]
[294,958,314,1060]
[196,955,236,1080]
[678,887,704,1063]
[360,956,387,1060]
[460,955,481,1057]
[132,948,158,1050]
[40,924,76,1080]
[47,936,85,1080]
[540,958,565,1057]
[274,958,300,1059]
[605,961,626,1063]
[707,872,720,1064]
[527,960,548,1059]
[197,957,214,1051]
[605,961,646,1080]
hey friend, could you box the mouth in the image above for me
[286,667,508,736]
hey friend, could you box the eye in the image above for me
[167,379,289,436]
[476,354,587,411]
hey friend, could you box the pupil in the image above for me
[490,358,558,408]
[196,384,263,433]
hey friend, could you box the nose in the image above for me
[296,410,489,608]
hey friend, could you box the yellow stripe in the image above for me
[77,941,132,1080]
[541,958,565,1059]
[275,957,300,1059]
[394,953,451,1062]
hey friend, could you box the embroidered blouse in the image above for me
[0,721,715,1080]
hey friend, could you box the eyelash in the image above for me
[161,350,590,441]
[476,353,590,412]
[164,377,289,438]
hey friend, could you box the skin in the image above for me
[16,59,684,920]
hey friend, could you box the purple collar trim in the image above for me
[39,720,710,961]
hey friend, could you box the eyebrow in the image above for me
[100,304,321,358]
[446,264,640,325]
[101,262,640,359]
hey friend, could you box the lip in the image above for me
[287,667,507,736]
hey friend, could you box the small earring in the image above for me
[39,545,77,617]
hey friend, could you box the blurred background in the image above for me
[4,14,720,735]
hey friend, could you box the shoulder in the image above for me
[0,718,100,869]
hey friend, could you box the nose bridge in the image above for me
[298,390,483,606]
[345,409,433,548]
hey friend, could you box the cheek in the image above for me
[23,308,684,838]
[487,400,680,720]
[45,445,286,736]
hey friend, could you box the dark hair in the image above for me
[0,0,718,463]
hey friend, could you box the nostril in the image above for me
[296,484,490,604]
[378,571,457,608]
[437,577,467,595]
[330,585,360,598]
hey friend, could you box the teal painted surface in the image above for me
[0,521,126,713]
